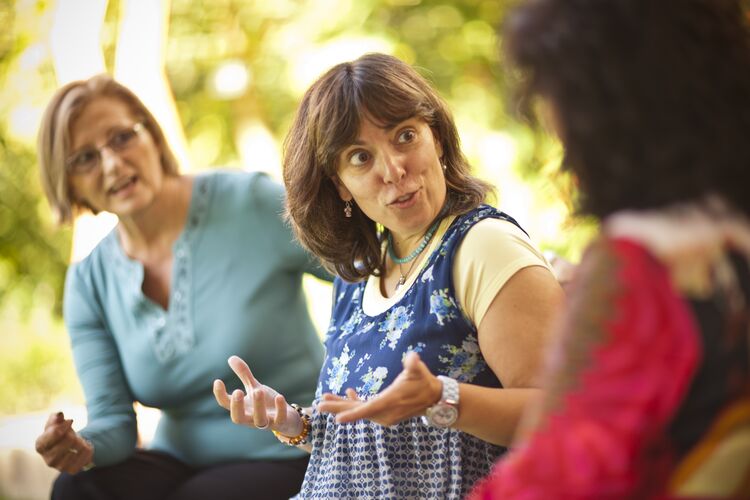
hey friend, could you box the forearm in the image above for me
[79,413,138,466]
[454,385,541,446]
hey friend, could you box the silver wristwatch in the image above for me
[422,375,459,428]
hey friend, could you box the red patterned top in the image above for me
[469,235,750,499]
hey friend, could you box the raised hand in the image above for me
[35,412,94,474]
[318,352,443,427]
[213,355,303,437]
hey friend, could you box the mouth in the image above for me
[108,176,137,196]
[387,188,421,207]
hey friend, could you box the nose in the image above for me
[99,146,121,175]
[380,151,406,184]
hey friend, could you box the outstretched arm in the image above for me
[319,265,563,446]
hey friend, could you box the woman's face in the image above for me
[66,96,165,219]
[333,116,447,240]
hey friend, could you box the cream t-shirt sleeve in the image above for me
[454,218,553,328]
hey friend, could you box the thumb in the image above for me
[45,411,64,428]
[402,351,428,376]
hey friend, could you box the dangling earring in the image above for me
[344,200,353,218]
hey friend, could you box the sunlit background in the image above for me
[0,0,595,497]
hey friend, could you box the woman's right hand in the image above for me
[213,355,303,438]
[35,412,94,474]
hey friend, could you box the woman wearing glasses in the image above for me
[34,74,329,500]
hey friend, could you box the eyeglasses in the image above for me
[66,122,145,175]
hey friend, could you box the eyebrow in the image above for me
[71,124,134,151]
[344,119,417,149]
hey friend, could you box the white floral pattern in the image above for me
[326,344,354,393]
[430,288,459,326]
[306,206,526,499]
[378,305,414,350]
[439,334,486,383]
[357,366,389,395]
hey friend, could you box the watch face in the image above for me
[429,404,458,427]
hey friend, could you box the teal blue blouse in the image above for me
[63,170,328,467]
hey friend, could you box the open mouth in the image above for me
[108,176,137,196]
[388,189,420,206]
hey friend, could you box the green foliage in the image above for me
[0,0,599,416]
[0,133,71,318]
[0,325,79,415]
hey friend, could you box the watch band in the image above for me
[422,375,460,428]
[437,375,459,404]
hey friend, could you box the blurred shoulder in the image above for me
[199,169,283,208]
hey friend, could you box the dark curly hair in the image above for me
[504,0,750,218]
[283,53,493,282]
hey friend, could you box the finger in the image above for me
[229,389,250,425]
[44,411,64,429]
[345,388,361,401]
[228,356,261,391]
[65,436,92,473]
[318,399,362,416]
[213,379,231,410]
[252,388,270,428]
[37,418,73,454]
[51,448,77,471]
[320,393,347,402]
[47,431,78,470]
[59,444,85,474]
[273,394,288,429]
[334,396,390,423]
[402,351,425,374]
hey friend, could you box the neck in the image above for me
[389,218,441,262]
[117,175,192,257]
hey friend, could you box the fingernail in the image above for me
[56,412,63,419]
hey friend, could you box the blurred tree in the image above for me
[0,2,71,319]
[1,0,603,414]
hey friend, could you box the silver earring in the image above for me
[344,200,353,218]
[442,163,447,171]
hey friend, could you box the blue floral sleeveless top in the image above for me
[297,206,525,499]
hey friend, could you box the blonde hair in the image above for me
[37,74,179,224]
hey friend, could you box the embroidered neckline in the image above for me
[103,173,214,362]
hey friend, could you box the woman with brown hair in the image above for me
[214,53,564,498]
[34,74,328,500]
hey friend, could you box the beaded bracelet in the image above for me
[272,404,311,446]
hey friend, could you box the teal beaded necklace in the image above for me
[387,219,441,290]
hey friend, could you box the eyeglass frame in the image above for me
[65,122,145,175]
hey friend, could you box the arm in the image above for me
[319,220,564,445]
[455,265,562,444]
[469,240,701,498]
[319,266,562,446]
[49,263,137,467]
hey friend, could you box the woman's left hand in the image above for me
[318,352,442,426]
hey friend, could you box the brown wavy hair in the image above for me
[283,53,493,282]
[38,74,179,224]
[504,0,750,218]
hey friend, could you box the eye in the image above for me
[396,128,416,144]
[68,149,99,172]
[108,127,138,150]
[348,150,370,166]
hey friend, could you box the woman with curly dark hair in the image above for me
[214,53,564,498]
[471,0,750,497]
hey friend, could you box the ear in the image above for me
[430,127,444,161]
[331,175,353,201]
